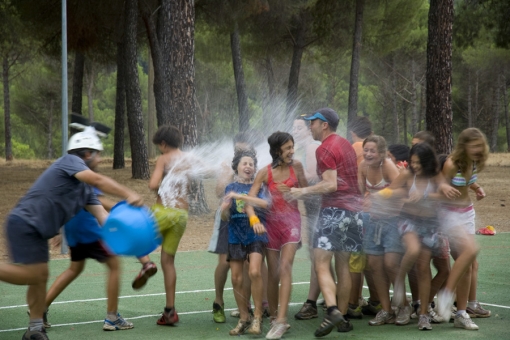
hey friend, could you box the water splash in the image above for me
[158,139,273,208]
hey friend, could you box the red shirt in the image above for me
[316,134,361,211]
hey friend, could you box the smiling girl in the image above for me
[220,149,268,336]
[246,131,308,340]
[437,128,490,330]
[357,135,403,326]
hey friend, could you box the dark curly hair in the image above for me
[231,149,258,176]
[152,125,183,148]
[409,143,439,177]
[267,131,294,168]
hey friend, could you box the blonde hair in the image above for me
[363,135,387,160]
[450,128,489,173]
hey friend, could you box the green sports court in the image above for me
[1,233,509,340]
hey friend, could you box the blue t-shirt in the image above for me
[64,188,103,247]
[225,182,268,246]
[11,154,100,239]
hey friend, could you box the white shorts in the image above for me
[438,204,475,235]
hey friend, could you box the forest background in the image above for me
[1,0,509,171]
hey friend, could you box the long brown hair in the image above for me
[450,128,489,173]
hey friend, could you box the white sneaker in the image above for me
[266,321,288,339]
[230,309,240,317]
[437,289,455,322]
[428,306,445,323]
[418,314,432,330]
[454,312,479,330]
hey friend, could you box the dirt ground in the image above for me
[0,156,509,261]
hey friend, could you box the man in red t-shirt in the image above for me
[291,108,363,337]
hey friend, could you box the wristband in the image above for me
[249,215,260,227]
[378,188,393,199]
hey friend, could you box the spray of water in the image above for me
[158,138,274,208]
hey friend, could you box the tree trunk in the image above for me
[286,12,306,120]
[419,80,425,131]
[490,77,501,152]
[347,0,364,138]
[140,0,171,126]
[474,71,479,124]
[168,0,207,215]
[402,100,408,145]
[3,56,12,161]
[503,74,509,152]
[411,59,419,136]
[392,55,399,143]
[467,69,472,127]
[113,40,126,169]
[426,0,454,154]
[148,52,156,158]
[124,0,150,179]
[71,50,84,115]
[86,62,94,122]
[230,24,250,132]
[264,54,280,130]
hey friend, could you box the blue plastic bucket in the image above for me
[101,201,162,257]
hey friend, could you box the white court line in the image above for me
[0,303,304,333]
[0,282,310,310]
[1,283,508,333]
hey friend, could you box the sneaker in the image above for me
[358,297,368,307]
[418,314,432,330]
[294,302,318,320]
[229,319,250,336]
[22,329,49,340]
[269,317,291,331]
[247,317,262,335]
[454,312,479,330]
[103,314,134,331]
[347,305,363,319]
[27,309,51,329]
[157,309,179,326]
[428,306,445,323]
[132,262,158,290]
[212,302,226,323]
[337,319,354,332]
[266,321,288,339]
[368,309,396,326]
[437,289,455,322]
[467,302,491,318]
[230,309,240,318]
[314,309,345,337]
[362,300,382,316]
[395,305,411,325]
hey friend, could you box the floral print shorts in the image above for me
[313,207,363,252]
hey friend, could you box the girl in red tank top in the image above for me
[245,132,308,338]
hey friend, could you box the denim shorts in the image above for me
[363,216,403,256]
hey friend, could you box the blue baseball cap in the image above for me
[303,108,339,130]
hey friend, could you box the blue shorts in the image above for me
[5,214,49,264]
[363,216,403,256]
